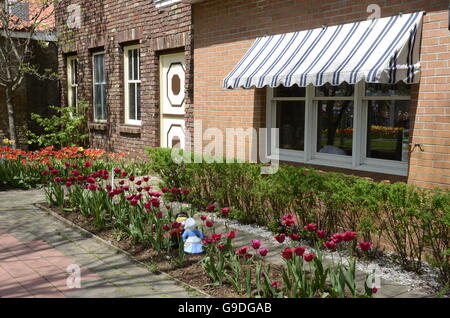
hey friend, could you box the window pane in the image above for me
[367,100,410,162]
[276,101,305,151]
[134,49,139,81]
[316,82,354,97]
[317,101,354,156]
[73,59,78,84]
[70,87,77,108]
[366,82,411,97]
[95,85,102,120]
[94,54,105,83]
[128,50,134,81]
[274,85,306,98]
[101,84,107,119]
[137,83,141,121]
[129,83,136,120]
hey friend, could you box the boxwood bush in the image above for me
[147,147,450,285]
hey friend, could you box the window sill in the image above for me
[89,122,109,131]
[267,154,408,177]
[119,125,142,135]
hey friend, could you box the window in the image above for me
[267,82,411,176]
[67,56,78,111]
[6,0,30,21]
[124,46,141,125]
[93,52,107,121]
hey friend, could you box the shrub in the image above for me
[27,101,89,149]
[147,147,450,285]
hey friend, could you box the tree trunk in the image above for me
[5,87,17,150]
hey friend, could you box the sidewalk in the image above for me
[0,189,196,298]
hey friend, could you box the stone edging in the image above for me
[34,203,211,298]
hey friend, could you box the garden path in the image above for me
[0,189,197,298]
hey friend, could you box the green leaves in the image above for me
[27,102,89,149]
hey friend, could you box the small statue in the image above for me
[182,218,204,254]
[176,212,188,228]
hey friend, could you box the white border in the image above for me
[92,51,107,123]
[124,45,142,126]
[266,82,411,176]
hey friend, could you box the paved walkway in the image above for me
[0,189,196,298]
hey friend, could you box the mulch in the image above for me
[43,203,285,298]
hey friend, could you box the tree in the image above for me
[0,0,56,149]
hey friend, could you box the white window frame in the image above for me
[266,81,411,176]
[67,55,78,111]
[92,51,107,122]
[124,45,142,126]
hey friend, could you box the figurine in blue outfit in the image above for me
[182,218,204,254]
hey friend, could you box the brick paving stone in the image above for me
[0,189,193,298]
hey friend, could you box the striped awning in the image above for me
[224,12,424,89]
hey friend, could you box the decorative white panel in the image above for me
[162,118,186,150]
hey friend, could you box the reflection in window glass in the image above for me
[367,100,410,162]
[276,101,305,151]
[366,82,411,96]
[274,85,306,98]
[93,53,107,121]
[316,82,354,97]
[317,101,354,156]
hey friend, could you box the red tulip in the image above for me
[274,234,286,243]
[200,215,207,221]
[289,233,301,241]
[172,222,182,229]
[281,248,294,260]
[217,244,226,251]
[227,230,237,239]
[317,230,327,239]
[324,240,337,250]
[220,208,231,216]
[258,248,269,257]
[282,214,296,227]
[251,240,262,250]
[304,223,318,233]
[205,220,214,228]
[356,242,373,252]
[294,246,306,257]
[236,246,249,256]
[303,253,315,262]
[343,231,357,242]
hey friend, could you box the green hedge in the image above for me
[147,147,450,285]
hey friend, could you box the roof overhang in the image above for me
[154,0,206,9]
[0,29,57,42]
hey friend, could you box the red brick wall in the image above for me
[193,0,450,189]
[55,0,193,157]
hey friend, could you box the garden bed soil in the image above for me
[42,203,285,298]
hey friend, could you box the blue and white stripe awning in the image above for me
[224,12,424,89]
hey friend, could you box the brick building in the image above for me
[56,0,450,189]
[55,0,193,156]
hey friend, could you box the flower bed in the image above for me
[0,146,147,189]
[147,148,450,287]
[39,159,378,298]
